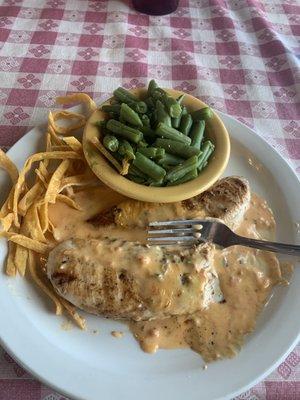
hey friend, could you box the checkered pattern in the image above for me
[0,0,299,398]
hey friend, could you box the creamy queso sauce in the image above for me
[48,186,286,362]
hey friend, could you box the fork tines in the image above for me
[149,219,205,227]
[147,219,206,246]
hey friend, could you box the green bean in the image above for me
[109,112,120,120]
[141,114,150,127]
[190,120,205,149]
[191,107,213,121]
[103,134,119,152]
[199,145,214,168]
[147,79,158,96]
[133,152,166,180]
[171,103,185,129]
[106,119,142,143]
[152,88,165,100]
[160,164,173,171]
[128,164,148,179]
[109,98,119,105]
[165,156,198,183]
[155,122,191,145]
[167,168,198,186]
[127,174,146,184]
[120,103,142,127]
[101,104,121,114]
[150,110,156,126]
[95,120,111,137]
[176,94,185,105]
[138,147,158,159]
[111,152,123,165]
[156,100,172,126]
[138,147,165,160]
[171,115,181,129]
[113,87,139,103]
[148,81,166,101]
[155,138,201,159]
[197,140,215,170]
[118,140,135,160]
[181,106,188,116]
[155,147,165,159]
[158,152,185,166]
[137,140,148,148]
[148,178,164,187]
[128,101,148,114]
[144,97,155,110]
[179,113,193,135]
[140,126,156,141]
[162,94,182,118]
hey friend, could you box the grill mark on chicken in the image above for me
[86,206,117,227]
[51,271,76,285]
[184,176,249,218]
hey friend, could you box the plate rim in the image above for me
[0,110,299,400]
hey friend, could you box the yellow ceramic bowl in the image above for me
[83,88,230,203]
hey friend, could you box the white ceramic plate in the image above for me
[0,112,299,400]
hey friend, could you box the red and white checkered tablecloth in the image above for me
[0,0,299,399]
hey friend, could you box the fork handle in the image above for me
[233,235,300,256]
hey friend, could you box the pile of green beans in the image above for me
[96,80,215,186]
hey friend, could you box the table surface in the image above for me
[0,0,299,399]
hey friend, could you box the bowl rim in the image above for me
[83,88,231,203]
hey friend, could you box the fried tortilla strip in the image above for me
[56,194,82,211]
[23,204,47,243]
[28,250,62,315]
[59,173,99,192]
[9,234,49,254]
[121,158,130,176]
[18,183,43,216]
[0,212,14,233]
[0,188,15,219]
[0,148,19,183]
[38,202,49,233]
[46,132,52,152]
[35,168,48,188]
[60,298,86,330]
[48,125,65,147]
[15,246,28,276]
[44,159,70,204]
[62,137,82,153]
[51,145,71,152]
[56,93,97,115]
[6,241,16,276]
[37,161,49,180]
[90,137,123,174]
[48,110,86,135]
[13,151,80,227]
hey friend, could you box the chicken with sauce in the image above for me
[47,239,222,320]
[88,176,250,230]
[47,176,250,321]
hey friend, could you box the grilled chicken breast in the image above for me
[47,176,250,321]
[47,238,222,321]
[88,176,250,230]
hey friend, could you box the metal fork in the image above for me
[147,219,300,256]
